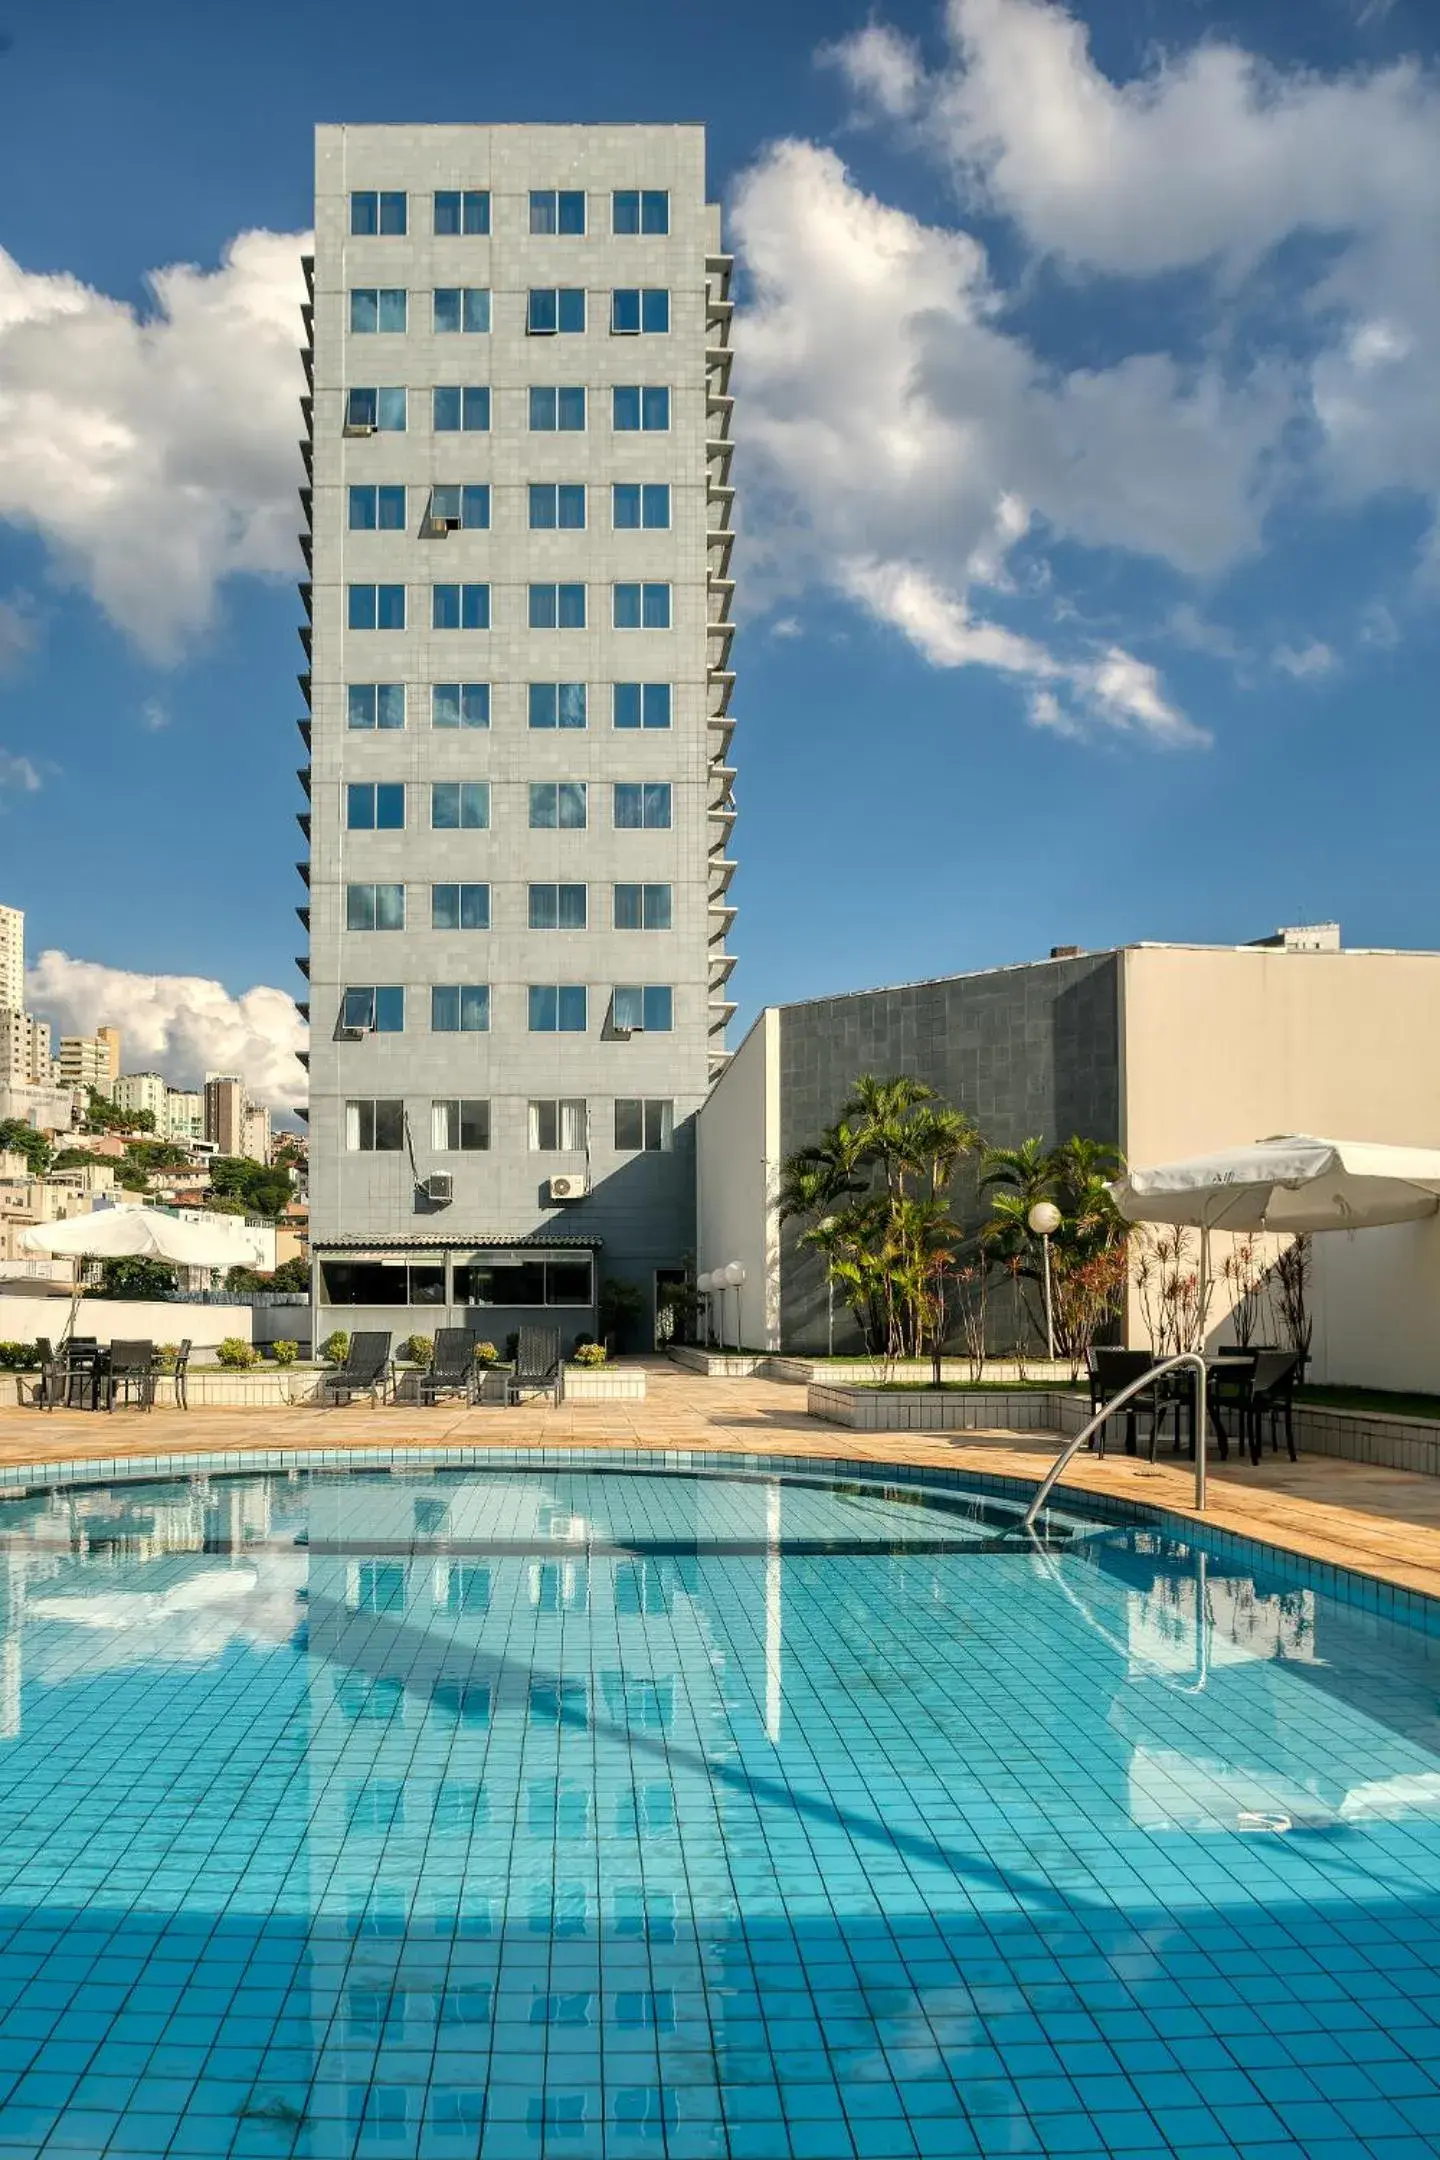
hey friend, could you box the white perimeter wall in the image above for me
[696,1010,780,1351]
[0,1298,254,1354]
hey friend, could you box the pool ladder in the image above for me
[1016,1351,1210,1535]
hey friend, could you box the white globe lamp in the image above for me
[1027,1201,1062,1360]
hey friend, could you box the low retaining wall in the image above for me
[670,1347,1075,1385]
[808,1385,1089,1434]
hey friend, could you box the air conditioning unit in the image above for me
[548,1173,589,1202]
[422,514,460,537]
[337,1025,368,1043]
[423,1173,454,1204]
[343,419,376,437]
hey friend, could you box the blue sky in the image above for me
[0,0,1437,1103]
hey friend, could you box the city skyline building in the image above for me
[302,124,736,1344]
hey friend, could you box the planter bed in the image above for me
[808,1384,1090,1434]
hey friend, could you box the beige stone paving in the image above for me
[4,1359,1440,1598]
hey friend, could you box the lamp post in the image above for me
[696,1272,714,1346]
[1028,1200,1062,1364]
[722,1261,746,1351]
[819,1216,836,1357]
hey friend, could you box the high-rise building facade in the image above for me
[300,126,736,1345]
[204,1073,246,1155]
[112,1071,169,1128]
[58,1035,113,1098]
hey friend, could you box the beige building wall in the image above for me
[695,1008,781,1351]
[1120,944,1440,1387]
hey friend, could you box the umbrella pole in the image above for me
[1198,1223,1210,1350]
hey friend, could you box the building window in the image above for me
[457,1255,593,1307]
[346,884,406,932]
[615,1099,674,1151]
[346,783,406,831]
[351,191,407,236]
[529,782,587,830]
[612,683,671,730]
[613,583,671,629]
[528,583,586,630]
[610,289,670,335]
[348,583,406,630]
[432,682,489,729]
[427,484,490,532]
[434,287,491,334]
[349,485,406,531]
[343,986,405,1033]
[434,189,490,234]
[350,288,407,334]
[528,386,585,432]
[431,1099,491,1150]
[530,190,585,236]
[613,783,671,830]
[527,287,586,336]
[612,484,670,531]
[613,986,673,1033]
[346,387,407,431]
[345,1099,404,1151]
[529,884,587,930]
[432,985,490,1033]
[431,883,490,930]
[528,682,586,730]
[348,684,406,731]
[528,483,586,530]
[528,987,587,1033]
[431,781,489,830]
[613,884,671,930]
[612,190,668,235]
[612,386,669,432]
[529,1099,586,1150]
[433,386,490,432]
[432,583,490,630]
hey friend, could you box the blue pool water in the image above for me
[0,1458,1439,2160]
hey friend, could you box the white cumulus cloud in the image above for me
[0,749,41,796]
[26,951,306,1113]
[731,1,1440,745]
[0,229,309,659]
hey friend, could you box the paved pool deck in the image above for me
[4,1358,1440,1599]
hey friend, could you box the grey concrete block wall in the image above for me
[776,953,1122,1351]
[305,125,723,1336]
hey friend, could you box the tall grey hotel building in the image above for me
[300,126,736,1346]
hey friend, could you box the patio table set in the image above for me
[1087,1345,1301,1466]
[23,1337,192,1413]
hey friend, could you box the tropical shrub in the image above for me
[269,1340,299,1367]
[400,1334,434,1368]
[321,1329,351,1366]
[472,1340,500,1366]
[156,1343,181,1371]
[216,1337,258,1370]
[572,1341,608,1367]
[0,1342,37,1372]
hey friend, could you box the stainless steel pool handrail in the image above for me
[1017,1351,1209,1534]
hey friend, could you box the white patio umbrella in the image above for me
[1110,1134,1440,1337]
[20,1207,256,1342]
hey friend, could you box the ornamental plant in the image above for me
[216,1338,259,1370]
[572,1341,608,1368]
[321,1329,351,1366]
[270,1340,299,1367]
[400,1334,434,1368]
[472,1341,500,1366]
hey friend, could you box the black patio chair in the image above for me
[62,1338,103,1411]
[104,1340,157,1412]
[318,1330,393,1406]
[420,1328,479,1407]
[170,1339,193,1411]
[1249,1350,1301,1461]
[20,1337,62,1410]
[1086,1348,1163,1459]
[508,1327,564,1406]
[1207,1352,1257,1463]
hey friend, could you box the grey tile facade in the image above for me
[301,126,734,1347]
[777,953,1122,1350]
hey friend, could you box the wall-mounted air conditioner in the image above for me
[423,1173,454,1203]
[548,1174,589,1202]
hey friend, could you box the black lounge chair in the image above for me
[508,1327,564,1405]
[420,1328,479,1406]
[319,1330,393,1406]
[104,1340,157,1412]
[170,1339,193,1411]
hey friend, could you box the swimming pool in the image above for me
[0,1456,1438,2159]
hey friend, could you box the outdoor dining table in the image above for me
[58,1341,158,1411]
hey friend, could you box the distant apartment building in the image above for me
[165,1089,205,1144]
[96,1026,122,1088]
[112,1071,169,1127]
[203,1073,245,1154]
[241,1101,272,1166]
[0,1009,52,1087]
[301,123,736,1349]
[0,906,21,1015]
[58,1034,114,1098]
